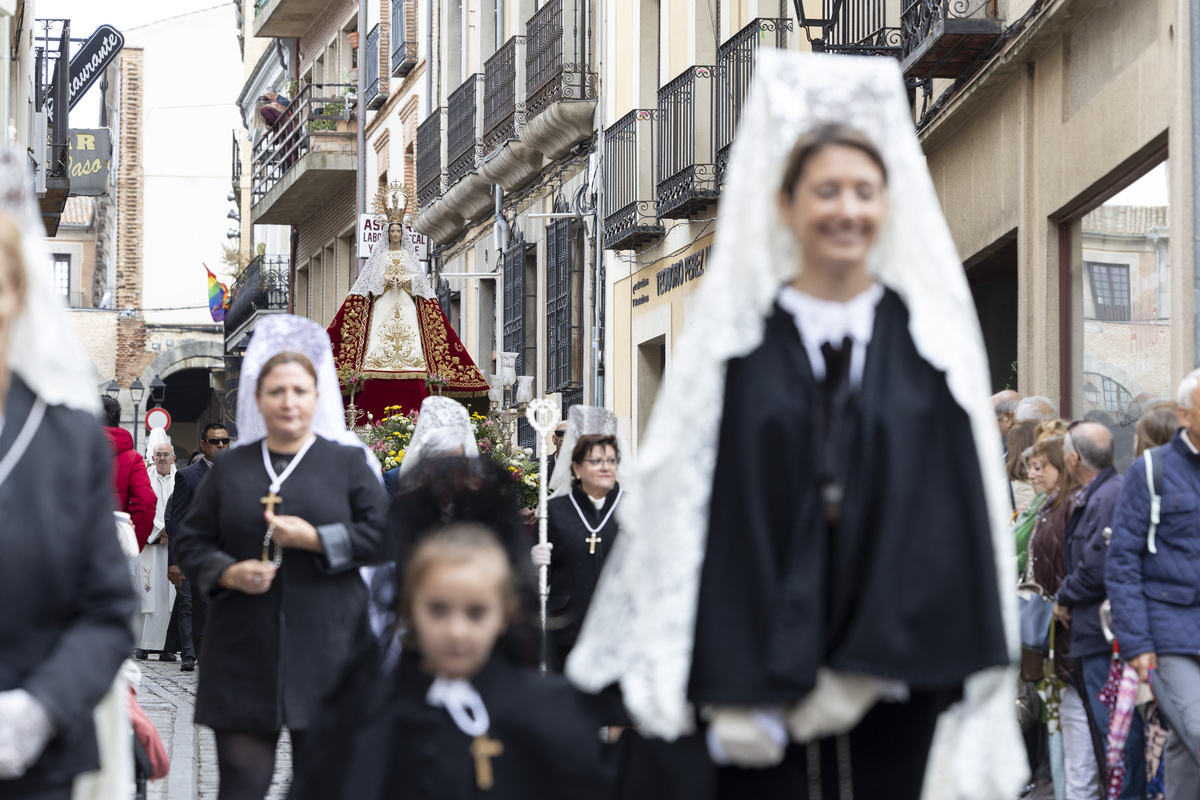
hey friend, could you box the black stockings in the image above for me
[214,730,306,800]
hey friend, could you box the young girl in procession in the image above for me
[290,457,613,800]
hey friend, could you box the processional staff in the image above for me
[525,398,555,674]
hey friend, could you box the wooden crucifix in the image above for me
[260,490,283,515]
[471,734,504,791]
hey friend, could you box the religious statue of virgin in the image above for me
[327,183,488,419]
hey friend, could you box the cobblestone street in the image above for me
[136,658,292,800]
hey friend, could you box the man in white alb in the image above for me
[136,429,178,660]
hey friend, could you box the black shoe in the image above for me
[134,649,148,660]
[181,657,196,672]
[159,651,177,662]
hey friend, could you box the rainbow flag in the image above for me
[205,265,230,322]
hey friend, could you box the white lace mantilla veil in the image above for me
[235,314,381,477]
[547,405,632,498]
[144,427,171,462]
[398,395,479,476]
[350,219,435,300]
[565,52,1023,800]
[0,148,100,414]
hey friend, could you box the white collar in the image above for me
[202,456,213,468]
[589,494,606,511]
[1182,428,1200,455]
[776,282,884,384]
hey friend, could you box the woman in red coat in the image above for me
[101,395,156,550]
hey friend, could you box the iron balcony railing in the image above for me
[250,83,357,205]
[716,18,791,185]
[657,66,719,219]
[225,255,291,336]
[817,0,902,56]
[900,0,1002,79]
[391,0,418,77]
[446,74,483,188]
[364,24,384,110]
[603,109,663,250]
[416,108,444,207]
[483,36,523,155]
[33,19,70,182]
[231,128,242,190]
[526,0,596,123]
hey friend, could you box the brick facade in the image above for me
[115,49,147,386]
[299,0,357,73]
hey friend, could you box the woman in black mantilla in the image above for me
[531,432,623,671]
[566,52,1024,800]
[176,315,389,800]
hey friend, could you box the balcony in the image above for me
[413,106,467,245]
[657,66,718,219]
[439,74,492,221]
[224,255,290,343]
[391,0,418,78]
[520,0,597,161]
[716,18,791,186]
[900,0,1003,79]
[603,109,663,251]
[819,0,902,57]
[253,0,325,38]
[249,83,357,225]
[363,24,387,110]
[479,36,543,192]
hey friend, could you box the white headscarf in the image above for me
[398,395,479,476]
[350,220,435,300]
[566,52,1021,800]
[547,405,631,498]
[144,427,172,463]
[0,148,100,414]
[236,314,380,476]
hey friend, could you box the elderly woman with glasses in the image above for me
[531,432,623,672]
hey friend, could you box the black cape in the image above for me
[0,376,136,793]
[689,291,1007,705]
[175,436,388,731]
[288,649,614,800]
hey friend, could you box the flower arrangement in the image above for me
[337,366,366,396]
[359,406,540,508]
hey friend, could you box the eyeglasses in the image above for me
[152,453,173,460]
[205,437,231,446]
[582,457,618,467]
[552,431,566,439]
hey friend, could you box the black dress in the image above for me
[288,649,614,800]
[0,376,136,795]
[689,292,1007,797]
[175,436,388,732]
[545,483,621,669]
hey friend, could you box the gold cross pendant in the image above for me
[586,532,602,554]
[471,734,503,791]
[260,491,282,515]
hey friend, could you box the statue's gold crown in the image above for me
[372,181,419,225]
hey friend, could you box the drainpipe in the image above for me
[1192,1,1200,365]
[592,0,605,405]
[427,0,435,112]
[356,0,367,279]
[494,185,509,376]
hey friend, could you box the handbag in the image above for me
[1018,581,1055,653]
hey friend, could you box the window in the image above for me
[49,253,70,298]
[1101,376,1132,414]
[1086,262,1130,322]
[545,217,583,394]
[502,233,537,448]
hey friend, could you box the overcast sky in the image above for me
[37,0,231,127]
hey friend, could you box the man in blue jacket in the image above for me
[1109,370,1200,800]
[1054,421,1142,794]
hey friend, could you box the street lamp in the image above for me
[130,378,145,451]
[149,375,167,407]
[792,0,837,51]
[104,379,119,398]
